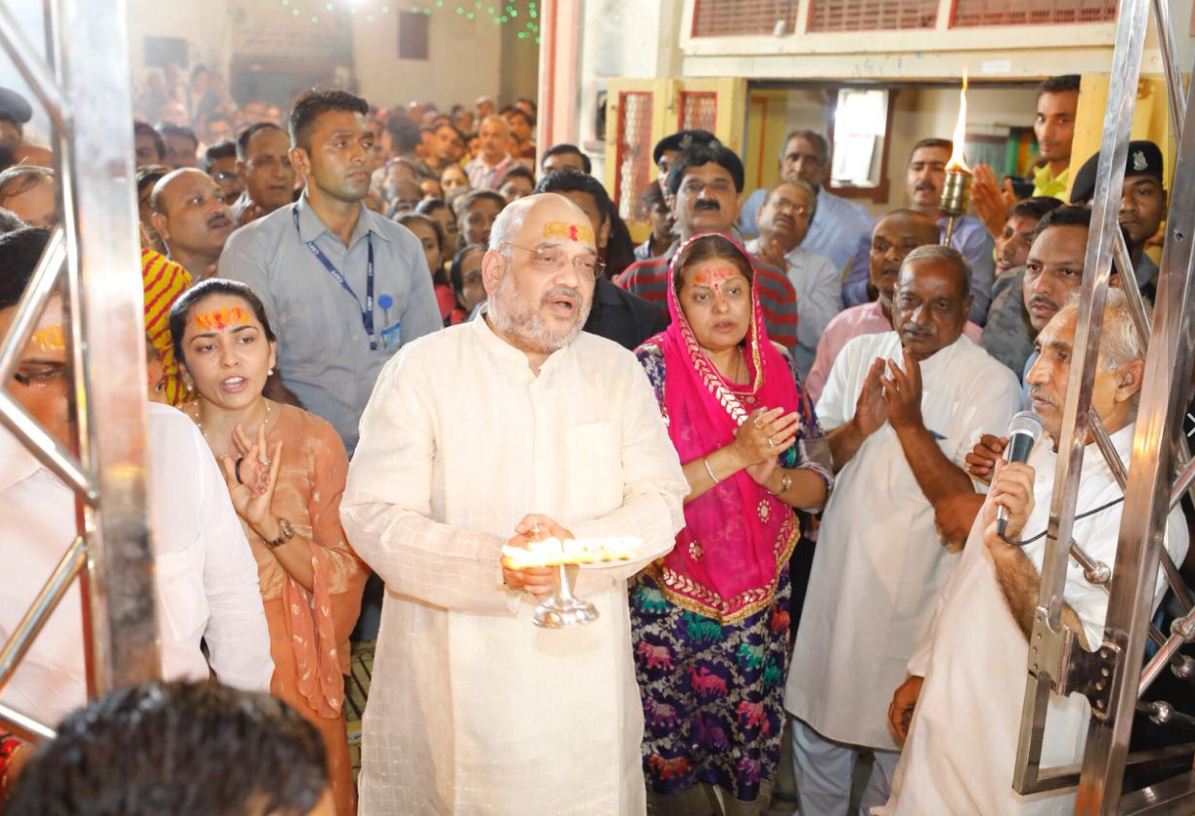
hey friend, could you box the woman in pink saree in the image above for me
[632,233,833,815]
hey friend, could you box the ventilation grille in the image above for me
[807,0,938,32]
[692,0,798,37]
[952,0,1117,27]
[679,92,718,133]
[614,91,654,221]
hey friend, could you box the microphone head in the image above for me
[1008,410,1044,443]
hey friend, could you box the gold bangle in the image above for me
[703,457,720,484]
[779,472,792,494]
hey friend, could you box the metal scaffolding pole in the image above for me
[0,0,157,737]
[1012,0,1195,812]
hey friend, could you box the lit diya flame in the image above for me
[946,70,970,173]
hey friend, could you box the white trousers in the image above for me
[789,718,899,816]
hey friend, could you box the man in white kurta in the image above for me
[784,246,1022,814]
[0,227,272,728]
[878,296,1189,815]
[341,194,688,816]
[0,407,274,726]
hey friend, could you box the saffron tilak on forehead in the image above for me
[692,266,740,290]
[543,221,596,244]
[30,324,66,352]
[193,306,251,332]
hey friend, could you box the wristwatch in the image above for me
[265,517,295,549]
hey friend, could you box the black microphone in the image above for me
[996,411,1044,538]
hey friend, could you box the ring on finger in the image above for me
[767,437,775,448]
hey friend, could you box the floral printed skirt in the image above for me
[631,566,792,804]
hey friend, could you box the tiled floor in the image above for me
[345,639,374,778]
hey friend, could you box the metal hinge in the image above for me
[1027,609,1120,721]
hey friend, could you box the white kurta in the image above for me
[785,331,1022,749]
[341,317,688,816]
[879,425,1189,815]
[0,404,273,727]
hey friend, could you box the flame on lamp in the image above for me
[946,71,970,173]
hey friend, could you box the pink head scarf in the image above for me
[650,233,800,623]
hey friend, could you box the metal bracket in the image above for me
[1027,610,1120,722]
[1067,642,1120,722]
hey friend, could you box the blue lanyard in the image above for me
[293,204,376,350]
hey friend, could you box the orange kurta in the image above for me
[188,402,367,815]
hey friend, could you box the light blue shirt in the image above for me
[738,186,873,273]
[745,239,842,378]
[219,193,442,452]
[841,213,995,326]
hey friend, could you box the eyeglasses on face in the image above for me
[13,363,68,388]
[501,242,605,280]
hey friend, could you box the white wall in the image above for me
[120,0,537,116]
[127,0,234,87]
[576,0,686,180]
[348,8,513,109]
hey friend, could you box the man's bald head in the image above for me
[869,208,942,313]
[482,193,598,360]
[150,167,221,214]
[479,114,511,136]
[148,168,233,268]
[877,208,939,245]
[489,192,596,256]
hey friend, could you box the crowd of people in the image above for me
[0,69,1191,816]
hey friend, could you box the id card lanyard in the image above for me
[293,204,376,350]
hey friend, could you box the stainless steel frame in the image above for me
[1012,0,1195,812]
[0,0,157,738]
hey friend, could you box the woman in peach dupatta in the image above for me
[170,279,367,815]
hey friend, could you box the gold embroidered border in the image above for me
[650,512,799,625]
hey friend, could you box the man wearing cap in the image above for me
[737,129,873,271]
[614,141,800,352]
[651,128,716,198]
[1069,139,1167,298]
[0,87,32,151]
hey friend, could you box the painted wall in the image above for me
[119,0,538,116]
[351,7,538,110]
[127,0,234,80]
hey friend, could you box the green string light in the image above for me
[278,0,540,30]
